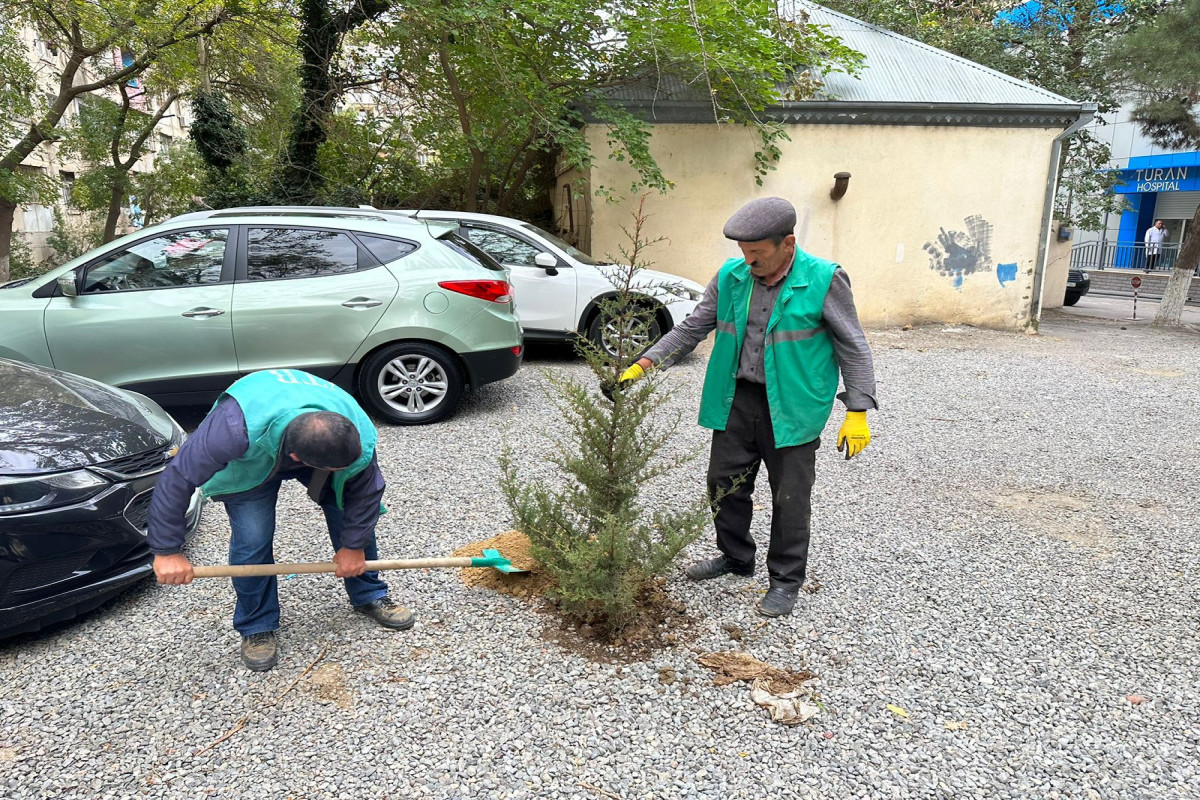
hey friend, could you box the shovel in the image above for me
[190,548,526,578]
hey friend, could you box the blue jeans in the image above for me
[223,474,388,636]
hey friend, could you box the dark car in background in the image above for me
[1064,268,1091,306]
[0,358,204,639]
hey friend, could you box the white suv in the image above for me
[172,206,703,355]
[400,210,704,354]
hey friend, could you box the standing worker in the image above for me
[609,197,877,618]
[1144,219,1168,271]
[148,369,414,672]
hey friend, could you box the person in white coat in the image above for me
[1144,220,1168,271]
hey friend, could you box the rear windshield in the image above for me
[438,232,504,272]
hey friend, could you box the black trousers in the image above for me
[706,380,818,591]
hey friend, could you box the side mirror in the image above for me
[57,271,79,298]
[534,252,558,269]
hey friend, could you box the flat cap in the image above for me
[722,197,797,242]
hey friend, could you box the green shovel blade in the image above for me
[469,548,526,573]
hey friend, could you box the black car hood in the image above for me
[0,359,172,474]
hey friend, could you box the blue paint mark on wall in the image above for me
[996,263,1018,286]
[924,215,994,291]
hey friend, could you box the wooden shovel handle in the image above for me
[192,557,475,578]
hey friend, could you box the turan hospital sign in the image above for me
[1114,166,1200,194]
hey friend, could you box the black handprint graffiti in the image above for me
[923,215,993,289]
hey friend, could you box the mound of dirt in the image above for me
[451,531,555,599]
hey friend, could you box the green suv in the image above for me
[0,213,523,424]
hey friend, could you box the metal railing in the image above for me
[1070,241,1195,274]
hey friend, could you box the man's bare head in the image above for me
[284,411,361,470]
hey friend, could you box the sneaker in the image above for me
[684,556,755,581]
[757,587,799,618]
[240,631,279,671]
[355,596,416,630]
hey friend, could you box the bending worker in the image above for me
[147,369,413,672]
[612,197,877,618]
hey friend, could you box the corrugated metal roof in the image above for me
[798,2,1077,106]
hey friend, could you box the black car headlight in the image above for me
[0,470,109,515]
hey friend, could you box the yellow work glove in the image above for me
[601,363,645,401]
[836,411,871,460]
[619,363,645,385]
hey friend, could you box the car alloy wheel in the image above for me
[587,308,663,359]
[358,342,464,425]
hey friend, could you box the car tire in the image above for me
[586,305,663,360]
[357,342,465,425]
[1063,292,1081,306]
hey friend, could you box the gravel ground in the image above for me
[3,311,1199,800]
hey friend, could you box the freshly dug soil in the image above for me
[450,531,554,599]
[452,533,697,661]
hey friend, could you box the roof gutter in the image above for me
[588,99,1088,128]
[1030,103,1096,327]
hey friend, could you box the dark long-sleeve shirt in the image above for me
[147,398,385,555]
[641,266,878,411]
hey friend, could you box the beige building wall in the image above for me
[1040,223,1074,311]
[562,122,1065,329]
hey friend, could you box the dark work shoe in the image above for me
[757,587,800,618]
[240,631,279,672]
[685,556,755,581]
[355,596,416,630]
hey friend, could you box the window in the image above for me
[357,235,418,265]
[60,172,75,207]
[463,226,543,267]
[438,233,504,272]
[520,221,600,265]
[246,228,361,281]
[83,229,228,293]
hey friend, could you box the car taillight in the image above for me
[438,280,512,304]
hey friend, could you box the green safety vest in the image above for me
[201,369,378,509]
[697,249,840,447]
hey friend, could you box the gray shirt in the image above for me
[642,265,878,411]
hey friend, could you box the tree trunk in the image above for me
[0,200,14,283]
[1153,203,1200,327]
[464,149,484,212]
[281,0,390,202]
[103,184,124,243]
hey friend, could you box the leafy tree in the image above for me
[132,142,207,225]
[191,89,247,171]
[62,88,183,242]
[0,0,234,282]
[0,24,56,277]
[820,0,1159,230]
[370,0,862,213]
[46,207,103,264]
[189,88,274,207]
[5,232,41,281]
[1106,0,1200,326]
[278,0,391,202]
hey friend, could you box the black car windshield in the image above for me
[519,223,601,266]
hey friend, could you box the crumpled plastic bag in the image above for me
[698,651,819,725]
[750,677,820,725]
